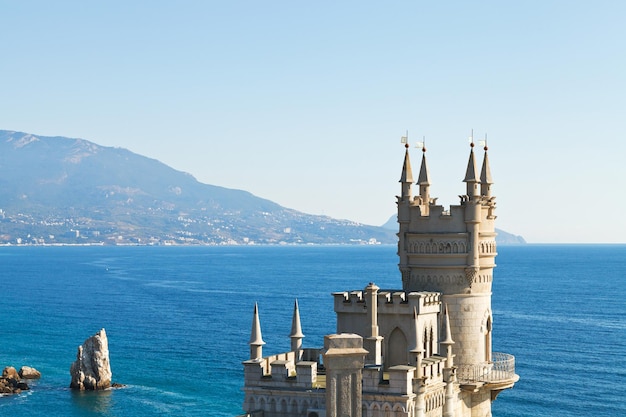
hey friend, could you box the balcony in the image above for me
[457,352,518,396]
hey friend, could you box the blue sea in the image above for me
[0,245,625,416]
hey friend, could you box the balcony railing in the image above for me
[457,352,516,384]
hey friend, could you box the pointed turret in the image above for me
[463,142,479,198]
[463,136,482,272]
[290,299,304,354]
[399,145,413,200]
[440,304,455,368]
[441,304,457,417]
[480,141,493,198]
[417,145,430,206]
[249,303,265,360]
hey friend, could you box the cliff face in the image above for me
[69,329,112,390]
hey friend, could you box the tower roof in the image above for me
[480,149,493,185]
[399,147,414,183]
[417,152,430,185]
[440,304,455,346]
[290,299,304,339]
[463,147,478,183]
[249,302,265,346]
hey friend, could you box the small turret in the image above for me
[440,304,455,368]
[480,140,493,198]
[399,144,414,200]
[463,142,480,199]
[417,144,430,208]
[249,303,265,360]
[441,304,457,417]
[290,299,305,355]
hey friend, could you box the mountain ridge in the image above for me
[0,130,395,245]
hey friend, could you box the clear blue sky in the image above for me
[1,1,625,243]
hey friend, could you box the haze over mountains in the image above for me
[0,130,397,245]
[0,130,524,246]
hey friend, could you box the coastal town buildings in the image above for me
[242,139,518,417]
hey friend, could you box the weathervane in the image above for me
[479,133,488,151]
[400,131,409,148]
[401,131,426,152]
[416,136,426,153]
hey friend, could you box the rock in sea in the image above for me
[19,366,41,379]
[1,366,31,394]
[2,366,20,380]
[69,328,112,390]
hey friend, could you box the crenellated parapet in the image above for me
[334,289,440,316]
[243,348,323,390]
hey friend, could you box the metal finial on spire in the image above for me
[469,129,475,148]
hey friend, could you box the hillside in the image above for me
[0,130,396,245]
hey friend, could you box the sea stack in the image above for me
[69,328,112,390]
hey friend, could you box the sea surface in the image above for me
[0,245,625,416]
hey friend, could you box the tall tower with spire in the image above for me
[397,134,515,416]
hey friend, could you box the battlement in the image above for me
[333,289,441,315]
[243,348,324,390]
[402,203,496,234]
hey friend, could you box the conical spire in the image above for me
[480,150,493,185]
[463,135,480,198]
[290,299,304,354]
[441,304,454,346]
[417,152,430,186]
[400,146,414,183]
[440,304,455,369]
[417,144,430,207]
[290,299,304,339]
[480,141,493,198]
[463,145,478,183]
[249,302,265,346]
[399,145,414,200]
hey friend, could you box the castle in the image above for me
[241,138,518,417]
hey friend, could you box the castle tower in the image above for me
[290,299,304,358]
[397,137,516,416]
